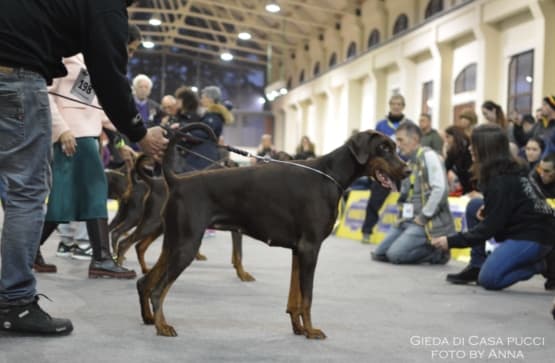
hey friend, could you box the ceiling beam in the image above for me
[140,29,269,56]
[192,0,329,28]
[278,0,356,16]
[129,7,312,40]
[156,40,268,65]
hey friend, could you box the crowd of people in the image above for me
[364,94,555,296]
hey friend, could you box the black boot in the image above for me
[0,296,72,335]
[446,264,480,284]
[542,249,555,290]
[86,219,136,279]
[33,248,57,273]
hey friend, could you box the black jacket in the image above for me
[448,172,555,248]
[0,0,146,142]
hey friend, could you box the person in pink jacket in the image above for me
[34,53,136,279]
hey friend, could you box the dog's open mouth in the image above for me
[375,170,397,191]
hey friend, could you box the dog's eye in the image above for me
[380,144,392,153]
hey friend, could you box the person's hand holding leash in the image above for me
[59,130,77,157]
[138,126,168,162]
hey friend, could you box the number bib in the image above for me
[70,68,96,104]
[402,203,414,219]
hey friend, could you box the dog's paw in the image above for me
[156,324,178,337]
[238,272,256,282]
[304,328,327,339]
[195,252,207,261]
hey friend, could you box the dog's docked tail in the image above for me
[135,154,158,187]
[161,122,218,187]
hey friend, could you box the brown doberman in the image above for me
[115,154,255,281]
[137,130,409,338]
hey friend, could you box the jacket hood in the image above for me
[207,103,234,124]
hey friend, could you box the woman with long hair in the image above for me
[432,124,555,290]
[444,126,473,195]
[481,100,508,129]
[294,136,316,160]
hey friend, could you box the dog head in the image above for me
[347,130,410,190]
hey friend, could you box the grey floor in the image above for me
[1,216,554,362]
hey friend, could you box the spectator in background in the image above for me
[254,134,278,163]
[540,95,555,155]
[482,100,508,129]
[361,94,412,243]
[132,74,162,127]
[455,108,478,137]
[524,136,545,172]
[531,153,555,199]
[371,121,453,264]
[418,113,443,154]
[444,126,473,195]
[294,136,316,160]
[511,112,535,149]
[432,124,555,291]
[159,95,177,126]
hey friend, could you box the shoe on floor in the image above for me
[361,234,371,244]
[88,259,136,279]
[0,296,73,335]
[370,251,389,262]
[33,249,57,273]
[71,245,92,260]
[545,279,555,291]
[446,265,480,284]
[56,242,77,257]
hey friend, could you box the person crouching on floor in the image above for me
[431,124,555,290]
[371,121,454,264]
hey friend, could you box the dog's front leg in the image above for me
[286,252,304,335]
[298,245,326,339]
[231,231,255,282]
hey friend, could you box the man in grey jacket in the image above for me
[371,121,454,264]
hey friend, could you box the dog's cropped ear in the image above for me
[347,131,379,165]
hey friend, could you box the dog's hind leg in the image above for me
[151,237,203,337]
[135,229,162,274]
[286,251,304,335]
[298,240,326,339]
[137,249,169,325]
[231,231,255,282]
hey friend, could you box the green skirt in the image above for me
[45,137,108,222]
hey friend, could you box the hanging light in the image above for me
[238,31,252,40]
[142,40,155,49]
[265,2,280,13]
[220,51,233,61]
[149,16,162,26]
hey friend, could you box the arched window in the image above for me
[346,42,357,59]
[393,14,409,35]
[367,29,380,49]
[507,50,534,114]
[313,62,321,76]
[299,69,305,83]
[425,0,444,19]
[286,77,292,90]
[454,63,477,94]
[329,52,337,68]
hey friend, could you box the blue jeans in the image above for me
[0,69,51,304]
[466,197,487,268]
[479,239,551,290]
[374,222,441,264]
